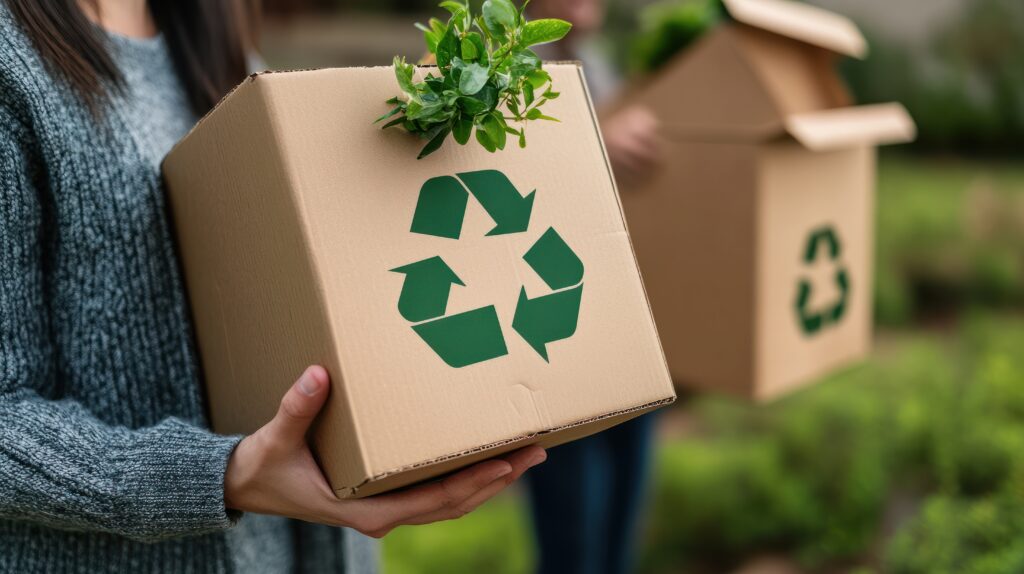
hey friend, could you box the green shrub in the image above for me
[874,156,1024,325]
[628,0,722,74]
[383,316,1024,573]
[642,438,818,572]
[885,494,1024,574]
[382,493,533,574]
[843,0,1024,154]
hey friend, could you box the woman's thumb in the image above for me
[269,365,330,445]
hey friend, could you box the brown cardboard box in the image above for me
[162,63,675,498]
[619,0,916,400]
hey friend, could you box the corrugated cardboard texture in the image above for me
[163,78,368,489]
[164,64,675,496]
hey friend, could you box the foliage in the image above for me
[641,314,1024,572]
[885,494,1024,574]
[628,0,723,74]
[382,314,1024,573]
[378,0,571,159]
[842,0,1024,154]
[383,493,534,574]
[874,155,1024,325]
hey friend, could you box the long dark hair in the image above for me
[5,0,259,116]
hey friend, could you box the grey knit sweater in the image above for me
[0,5,376,573]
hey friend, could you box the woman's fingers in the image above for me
[266,366,330,447]
[344,458,512,536]
[341,446,546,537]
[403,446,547,527]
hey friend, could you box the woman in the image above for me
[0,1,545,572]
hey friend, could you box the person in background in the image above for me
[526,1,662,573]
[0,1,545,573]
[530,0,661,186]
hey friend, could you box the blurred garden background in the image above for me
[258,0,1024,572]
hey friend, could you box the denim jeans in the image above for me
[524,413,657,574]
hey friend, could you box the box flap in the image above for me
[783,103,917,151]
[722,0,867,59]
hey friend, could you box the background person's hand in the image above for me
[602,105,662,185]
[224,366,547,538]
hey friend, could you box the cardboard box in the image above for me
[618,0,916,400]
[163,63,675,497]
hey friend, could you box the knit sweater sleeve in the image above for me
[0,105,243,542]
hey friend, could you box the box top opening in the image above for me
[782,102,917,151]
[722,0,867,59]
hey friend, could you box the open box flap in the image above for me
[722,0,868,59]
[783,103,917,151]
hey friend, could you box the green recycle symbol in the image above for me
[794,225,850,336]
[390,169,584,368]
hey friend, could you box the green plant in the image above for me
[383,494,533,574]
[885,494,1024,574]
[377,0,571,159]
[629,0,722,74]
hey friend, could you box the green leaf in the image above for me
[393,56,416,95]
[439,1,466,20]
[520,19,572,47]
[475,126,497,152]
[460,38,478,62]
[483,112,507,150]
[507,97,520,117]
[482,0,517,35]
[518,130,527,148]
[418,126,451,159]
[425,77,446,94]
[458,96,489,115]
[463,32,485,63]
[380,115,406,129]
[374,105,403,123]
[453,116,473,145]
[458,62,489,95]
[523,81,535,106]
[525,69,550,89]
[436,26,459,68]
[406,98,444,120]
[526,109,560,122]
[471,84,499,110]
[542,89,560,100]
[416,25,440,53]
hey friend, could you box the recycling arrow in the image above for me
[410,169,535,239]
[794,225,851,336]
[390,256,464,322]
[393,170,584,368]
[457,170,535,236]
[513,284,584,362]
[412,306,508,368]
[410,176,469,239]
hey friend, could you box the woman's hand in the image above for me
[602,105,662,185]
[224,366,546,538]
